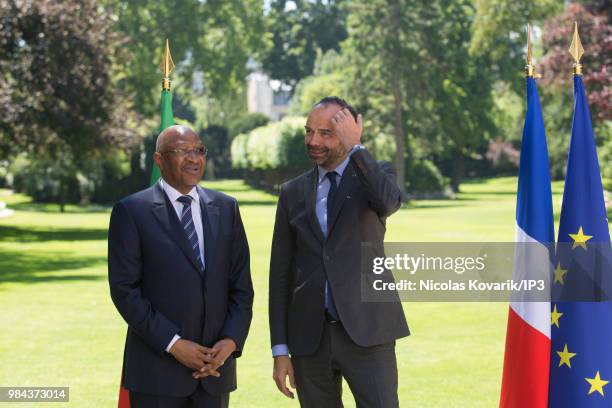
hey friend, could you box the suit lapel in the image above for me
[303,168,324,244]
[151,182,203,277]
[197,186,218,281]
[328,161,359,237]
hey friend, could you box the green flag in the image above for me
[150,89,174,185]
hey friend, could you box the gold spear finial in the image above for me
[569,21,584,75]
[525,23,536,77]
[159,38,176,90]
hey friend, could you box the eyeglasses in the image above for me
[161,147,208,158]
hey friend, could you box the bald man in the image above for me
[108,125,254,408]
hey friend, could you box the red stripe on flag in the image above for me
[117,366,130,408]
[118,386,130,408]
[499,307,550,408]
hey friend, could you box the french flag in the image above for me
[499,76,554,407]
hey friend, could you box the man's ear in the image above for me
[153,152,162,168]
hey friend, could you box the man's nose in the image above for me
[308,131,323,145]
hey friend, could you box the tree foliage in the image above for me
[341,0,496,193]
[0,0,139,208]
[289,50,348,115]
[106,0,267,116]
[258,0,348,90]
[0,0,136,158]
[470,0,562,92]
[536,2,611,180]
[231,116,310,190]
[539,2,611,122]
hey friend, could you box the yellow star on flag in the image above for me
[557,344,576,368]
[569,226,593,250]
[585,371,609,396]
[553,262,568,285]
[551,305,563,328]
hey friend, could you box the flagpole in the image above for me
[149,39,176,185]
[568,22,584,76]
[525,23,536,78]
[160,38,175,91]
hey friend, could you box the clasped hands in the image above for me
[169,338,236,379]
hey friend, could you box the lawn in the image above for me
[0,177,609,407]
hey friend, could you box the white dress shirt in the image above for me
[159,179,206,352]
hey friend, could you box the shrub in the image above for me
[231,116,310,190]
[229,113,270,138]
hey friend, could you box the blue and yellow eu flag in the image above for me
[548,73,612,406]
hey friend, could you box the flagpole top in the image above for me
[159,38,176,90]
[569,21,584,76]
[525,24,537,78]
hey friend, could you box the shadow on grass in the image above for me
[403,203,464,210]
[0,250,106,284]
[459,191,518,196]
[8,201,110,213]
[235,198,278,206]
[0,225,108,243]
[401,196,479,210]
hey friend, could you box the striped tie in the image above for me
[176,195,205,273]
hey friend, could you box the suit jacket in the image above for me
[108,182,253,397]
[269,148,410,356]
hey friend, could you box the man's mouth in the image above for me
[307,148,327,157]
[183,166,201,174]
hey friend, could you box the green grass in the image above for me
[0,178,609,407]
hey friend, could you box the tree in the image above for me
[470,0,563,93]
[258,0,348,90]
[538,2,611,179]
[105,0,267,117]
[424,0,497,192]
[341,0,424,196]
[342,0,496,194]
[289,50,349,115]
[0,0,137,210]
[539,2,611,122]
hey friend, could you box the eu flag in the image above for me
[548,75,612,406]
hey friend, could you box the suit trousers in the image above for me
[129,385,229,408]
[292,320,399,408]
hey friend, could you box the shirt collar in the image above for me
[317,154,351,184]
[159,178,199,204]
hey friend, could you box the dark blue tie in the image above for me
[177,195,205,273]
[326,171,338,229]
[325,171,340,321]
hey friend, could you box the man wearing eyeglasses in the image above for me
[108,125,254,408]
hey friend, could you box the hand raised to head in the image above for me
[331,108,363,151]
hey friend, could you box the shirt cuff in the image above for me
[165,334,181,353]
[272,344,290,357]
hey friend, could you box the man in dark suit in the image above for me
[269,97,410,407]
[108,125,253,408]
